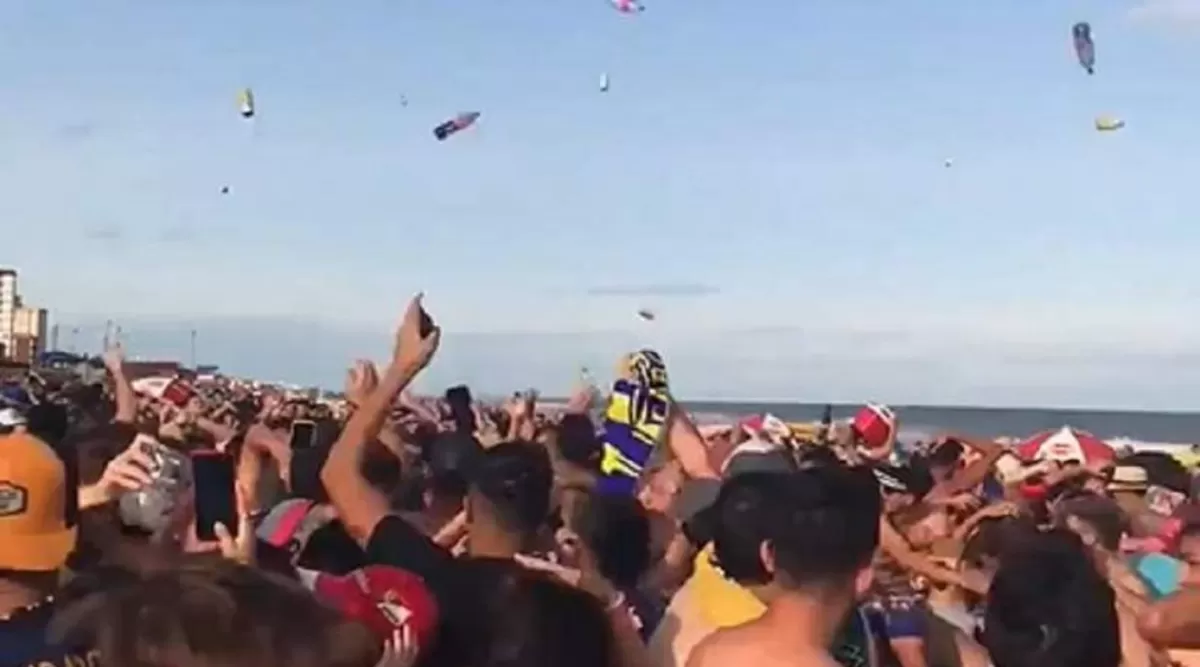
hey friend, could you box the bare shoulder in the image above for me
[685,627,750,667]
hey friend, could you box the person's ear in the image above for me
[555,527,583,563]
[758,540,776,577]
[854,565,874,598]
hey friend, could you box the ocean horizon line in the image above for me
[533,397,1200,417]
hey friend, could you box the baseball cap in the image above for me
[852,403,896,453]
[873,464,909,493]
[0,408,26,429]
[872,462,934,498]
[0,433,77,571]
[130,377,171,399]
[1108,466,1149,493]
[255,499,335,559]
[298,565,439,648]
[673,439,797,524]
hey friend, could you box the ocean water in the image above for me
[677,402,1200,446]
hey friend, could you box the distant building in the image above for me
[0,270,15,359]
[0,269,51,363]
[11,306,47,364]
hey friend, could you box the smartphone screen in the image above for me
[289,420,316,451]
[445,385,475,433]
[191,452,237,541]
[419,308,435,338]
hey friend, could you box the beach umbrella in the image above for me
[1016,425,1115,464]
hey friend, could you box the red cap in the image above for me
[300,566,439,650]
[1019,481,1049,502]
[738,415,765,435]
[852,403,896,452]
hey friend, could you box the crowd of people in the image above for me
[1,294,1199,667]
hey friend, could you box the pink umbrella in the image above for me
[1016,426,1115,465]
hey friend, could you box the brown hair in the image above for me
[53,557,379,667]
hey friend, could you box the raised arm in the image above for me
[665,401,719,481]
[102,343,137,425]
[880,516,983,594]
[321,295,440,546]
[929,433,1007,498]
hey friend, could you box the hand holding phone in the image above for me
[289,420,317,451]
[445,385,476,434]
[190,451,237,542]
[395,295,439,369]
[419,308,435,339]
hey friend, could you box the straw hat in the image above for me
[1107,465,1149,493]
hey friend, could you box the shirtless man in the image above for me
[685,463,882,667]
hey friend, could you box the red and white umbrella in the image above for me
[1016,426,1115,465]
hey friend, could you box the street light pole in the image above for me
[189,329,197,370]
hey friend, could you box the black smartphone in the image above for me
[289,420,317,451]
[445,385,475,433]
[191,451,237,541]
[419,307,435,338]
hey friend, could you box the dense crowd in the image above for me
[1,295,1198,667]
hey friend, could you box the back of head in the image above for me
[960,515,1040,573]
[446,558,615,667]
[794,444,842,470]
[565,489,651,590]
[554,413,601,469]
[926,440,964,471]
[25,402,70,447]
[982,528,1120,667]
[709,471,788,585]
[469,440,554,538]
[424,431,475,503]
[766,465,882,592]
[875,461,935,504]
[711,465,881,593]
[1052,493,1127,552]
[53,558,379,667]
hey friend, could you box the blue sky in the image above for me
[3,0,1200,409]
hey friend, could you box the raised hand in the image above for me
[345,360,381,405]
[392,294,440,372]
[102,342,126,373]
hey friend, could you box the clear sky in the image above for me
[3,0,1200,409]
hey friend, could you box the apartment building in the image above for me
[11,304,47,363]
[0,269,50,363]
[0,269,15,359]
